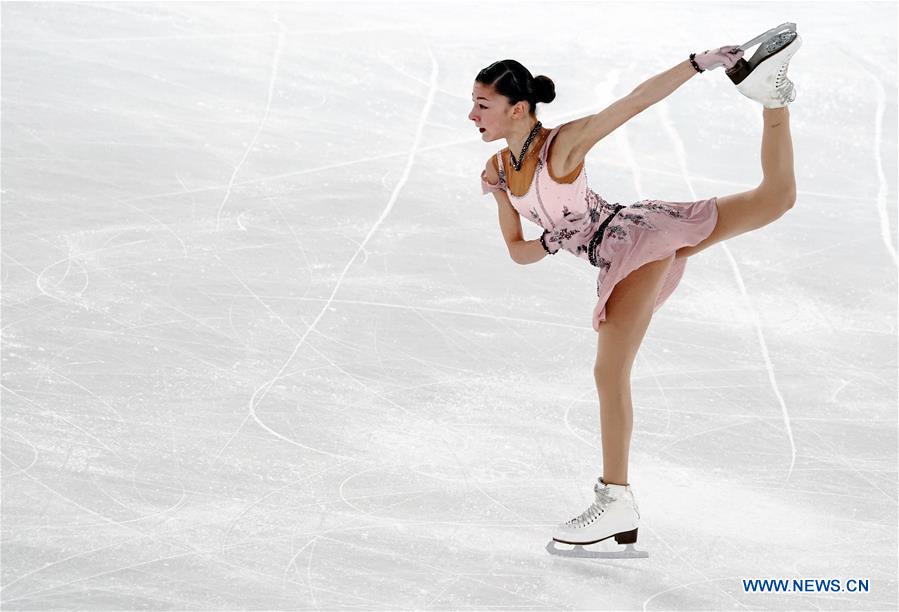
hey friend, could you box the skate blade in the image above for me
[545,540,649,559]
[699,22,797,72]
[738,22,797,52]
[744,30,800,71]
[726,33,801,86]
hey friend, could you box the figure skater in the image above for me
[473,23,801,556]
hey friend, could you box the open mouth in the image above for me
[479,128,486,133]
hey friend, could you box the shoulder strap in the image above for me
[541,126,560,160]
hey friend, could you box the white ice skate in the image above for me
[545,477,649,559]
[727,22,802,108]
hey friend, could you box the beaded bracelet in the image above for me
[689,53,704,73]
[539,231,556,255]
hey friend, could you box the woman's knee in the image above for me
[593,358,632,389]
[687,187,793,258]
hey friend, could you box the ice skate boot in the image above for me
[545,477,648,559]
[726,22,802,108]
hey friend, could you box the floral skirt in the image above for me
[588,196,719,332]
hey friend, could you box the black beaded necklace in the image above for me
[510,121,543,171]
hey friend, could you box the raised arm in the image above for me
[558,50,741,166]
[634,45,745,108]
[557,94,648,168]
[632,59,700,108]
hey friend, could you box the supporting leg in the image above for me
[595,368,633,486]
[595,254,675,484]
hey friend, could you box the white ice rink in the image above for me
[2,1,897,610]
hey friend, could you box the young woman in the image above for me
[473,26,801,552]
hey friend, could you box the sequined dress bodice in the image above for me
[480,125,625,263]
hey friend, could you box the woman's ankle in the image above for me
[763,106,789,119]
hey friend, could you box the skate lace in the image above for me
[774,65,794,102]
[567,483,616,529]
[769,31,795,102]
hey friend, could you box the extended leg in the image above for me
[759,106,796,197]
[675,106,797,259]
[595,254,675,485]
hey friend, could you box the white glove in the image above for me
[693,45,744,71]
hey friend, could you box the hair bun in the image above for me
[533,75,556,105]
[476,60,555,115]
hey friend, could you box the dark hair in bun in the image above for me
[476,59,556,116]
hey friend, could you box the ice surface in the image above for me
[2,2,897,610]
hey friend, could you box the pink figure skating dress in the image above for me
[481,125,719,332]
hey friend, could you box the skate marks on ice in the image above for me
[834,42,897,267]
[545,540,649,559]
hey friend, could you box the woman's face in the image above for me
[468,82,506,141]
